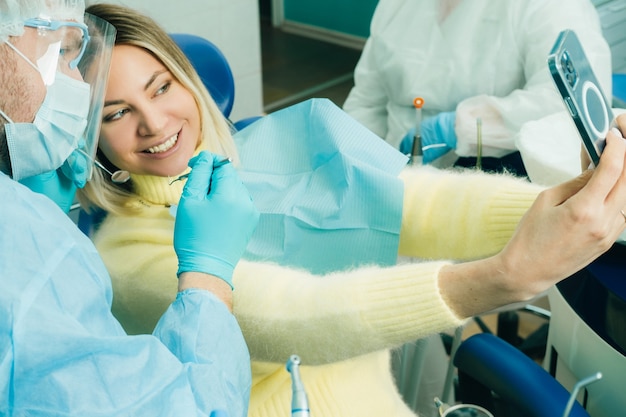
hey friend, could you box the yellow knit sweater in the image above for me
[93,165,542,417]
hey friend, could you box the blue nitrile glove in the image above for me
[19,168,77,213]
[60,143,90,188]
[173,151,260,287]
[399,111,457,164]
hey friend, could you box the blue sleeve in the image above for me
[154,289,252,417]
[1,177,250,417]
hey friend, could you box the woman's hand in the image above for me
[499,124,626,288]
[439,117,626,318]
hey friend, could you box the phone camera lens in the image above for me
[561,52,578,88]
[566,72,577,86]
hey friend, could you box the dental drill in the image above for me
[286,355,310,417]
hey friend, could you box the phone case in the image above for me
[548,29,613,166]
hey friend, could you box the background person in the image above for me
[0,1,258,416]
[343,0,612,175]
[81,4,626,417]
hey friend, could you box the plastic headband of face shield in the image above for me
[23,17,90,70]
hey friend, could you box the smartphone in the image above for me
[548,29,612,166]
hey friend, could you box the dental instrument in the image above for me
[75,147,130,184]
[416,102,451,159]
[93,159,130,184]
[476,117,482,170]
[167,157,233,218]
[169,157,231,185]
[562,372,602,417]
[434,397,494,417]
[411,97,424,164]
[286,355,310,417]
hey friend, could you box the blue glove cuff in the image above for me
[421,111,457,163]
[176,252,235,289]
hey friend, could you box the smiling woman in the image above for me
[98,45,200,178]
[78,6,237,215]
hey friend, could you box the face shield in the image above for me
[24,13,116,183]
[0,12,115,183]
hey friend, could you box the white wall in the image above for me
[88,0,264,122]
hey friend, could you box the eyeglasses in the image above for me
[24,18,90,70]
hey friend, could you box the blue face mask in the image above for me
[0,71,90,180]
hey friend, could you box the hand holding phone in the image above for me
[548,29,613,166]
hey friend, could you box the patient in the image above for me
[80,4,626,417]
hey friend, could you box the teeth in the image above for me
[146,134,178,153]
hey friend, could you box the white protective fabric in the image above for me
[0,0,84,42]
[343,0,612,158]
[0,173,251,417]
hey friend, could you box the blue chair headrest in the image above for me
[170,33,235,118]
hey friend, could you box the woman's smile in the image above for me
[144,133,179,154]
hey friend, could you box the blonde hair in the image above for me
[78,3,238,216]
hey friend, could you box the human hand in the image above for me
[399,112,457,163]
[580,143,592,172]
[497,124,626,299]
[174,151,260,288]
[19,168,77,213]
[60,142,90,188]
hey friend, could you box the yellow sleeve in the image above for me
[233,259,464,365]
[398,165,544,260]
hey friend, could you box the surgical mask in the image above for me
[0,72,90,180]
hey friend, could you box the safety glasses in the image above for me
[24,17,90,69]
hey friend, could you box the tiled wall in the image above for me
[88,0,264,121]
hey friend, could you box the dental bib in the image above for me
[234,98,408,274]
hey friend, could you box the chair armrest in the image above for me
[453,333,589,417]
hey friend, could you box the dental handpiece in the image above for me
[411,97,425,165]
[476,117,483,170]
[286,355,310,417]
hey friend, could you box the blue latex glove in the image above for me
[60,148,90,188]
[399,111,457,164]
[173,151,260,287]
[19,169,77,213]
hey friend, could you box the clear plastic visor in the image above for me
[26,13,116,181]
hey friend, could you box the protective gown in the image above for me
[343,0,612,157]
[0,173,250,417]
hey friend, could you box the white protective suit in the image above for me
[343,0,612,158]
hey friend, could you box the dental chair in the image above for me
[453,333,591,417]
